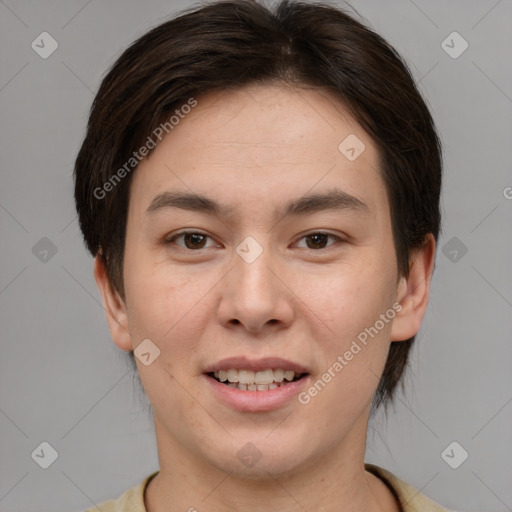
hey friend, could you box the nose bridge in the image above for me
[218,234,293,331]
[234,235,278,306]
[238,245,273,292]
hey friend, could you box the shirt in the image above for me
[85,463,450,511]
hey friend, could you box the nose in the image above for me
[216,241,295,334]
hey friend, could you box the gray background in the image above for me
[1,0,511,511]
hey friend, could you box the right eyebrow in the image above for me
[146,191,235,217]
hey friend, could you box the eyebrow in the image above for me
[146,188,369,219]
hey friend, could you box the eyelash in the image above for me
[165,231,343,251]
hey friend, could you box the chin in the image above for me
[200,433,318,481]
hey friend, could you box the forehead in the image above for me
[129,83,388,222]
[159,84,370,163]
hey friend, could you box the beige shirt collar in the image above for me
[88,464,449,512]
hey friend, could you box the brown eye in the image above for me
[296,232,340,250]
[167,231,216,250]
[305,233,329,249]
[183,233,207,249]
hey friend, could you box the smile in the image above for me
[203,356,311,411]
[208,368,307,391]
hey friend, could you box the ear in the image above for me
[391,234,436,342]
[93,254,133,351]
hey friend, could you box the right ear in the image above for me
[93,254,133,351]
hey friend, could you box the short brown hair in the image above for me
[74,0,442,410]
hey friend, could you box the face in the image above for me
[97,83,430,479]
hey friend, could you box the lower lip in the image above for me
[204,374,310,412]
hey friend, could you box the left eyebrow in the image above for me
[145,188,369,219]
[276,188,369,218]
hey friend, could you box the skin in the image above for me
[95,83,435,511]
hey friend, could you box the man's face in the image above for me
[110,84,407,476]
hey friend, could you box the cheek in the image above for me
[305,256,397,336]
[302,255,398,403]
[123,243,169,332]
[123,247,215,354]
[297,268,397,421]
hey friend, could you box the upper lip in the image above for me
[204,356,309,374]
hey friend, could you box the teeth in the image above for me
[238,370,255,385]
[211,368,302,388]
[284,370,295,381]
[273,368,285,382]
[220,381,286,391]
[255,369,274,385]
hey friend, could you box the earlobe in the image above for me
[93,255,133,351]
[390,234,436,342]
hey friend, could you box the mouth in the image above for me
[203,357,311,411]
[206,368,309,391]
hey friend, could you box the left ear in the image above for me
[391,233,436,342]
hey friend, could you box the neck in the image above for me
[144,415,399,512]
